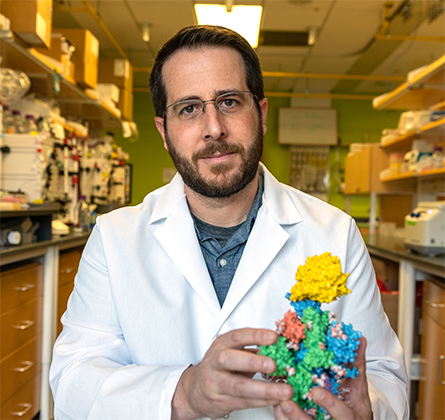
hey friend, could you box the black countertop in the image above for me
[363,234,445,277]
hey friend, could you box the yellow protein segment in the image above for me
[289,252,351,304]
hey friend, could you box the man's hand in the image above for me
[274,337,373,420]
[171,328,294,420]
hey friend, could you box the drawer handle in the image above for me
[426,299,445,308]
[14,361,34,373]
[13,320,35,330]
[11,403,32,417]
[14,284,36,292]
[60,267,74,274]
[439,355,445,385]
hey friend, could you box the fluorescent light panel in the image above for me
[194,4,263,48]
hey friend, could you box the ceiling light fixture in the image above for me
[141,22,150,43]
[307,26,318,46]
[194,3,263,48]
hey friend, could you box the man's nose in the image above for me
[202,102,226,140]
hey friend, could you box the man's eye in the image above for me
[177,103,201,118]
[220,97,239,108]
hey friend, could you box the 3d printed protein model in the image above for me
[259,252,362,420]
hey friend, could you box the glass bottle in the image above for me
[24,114,38,134]
[3,105,15,133]
[432,146,444,169]
[12,110,26,133]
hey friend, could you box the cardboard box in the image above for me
[1,0,53,48]
[98,58,133,90]
[96,83,120,104]
[54,28,99,89]
[34,32,75,81]
[118,87,133,121]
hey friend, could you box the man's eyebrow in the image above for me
[172,90,243,104]
[171,95,201,104]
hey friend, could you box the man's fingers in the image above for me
[215,347,277,374]
[275,401,312,420]
[218,372,293,401]
[353,336,367,375]
[310,388,356,420]
[216,328,278,349]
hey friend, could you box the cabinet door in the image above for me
[57,250,82,336]
[0,262,43,315]
[418,280,445,420]
[344,147,371,194]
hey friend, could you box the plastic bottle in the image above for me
[432,146,444,169]
[0,229,22,247]
[24,114,38,134]
[12,110,26,133]
[3,105,15,133]
[36,116,51,136]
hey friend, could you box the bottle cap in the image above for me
[7,231,21,245]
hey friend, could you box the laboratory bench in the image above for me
[363,234,445,418]
[1,229,443,419]
[0,231,89,420]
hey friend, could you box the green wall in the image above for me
[115,93,402,219]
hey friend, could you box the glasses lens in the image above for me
[168,100,203,121]
[216,92,253,115]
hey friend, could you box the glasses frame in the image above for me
[164,91,257,123]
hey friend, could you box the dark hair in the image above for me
[149,25,264,117]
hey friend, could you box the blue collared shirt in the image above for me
[191,174,264,307]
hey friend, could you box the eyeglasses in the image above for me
[164,91,256,123]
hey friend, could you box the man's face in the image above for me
[155,47,268,198]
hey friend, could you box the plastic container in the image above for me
[3,105,15,133]
[24,114,38,134]
[432,146,444,169]
[12,110,26,133]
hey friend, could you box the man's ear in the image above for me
[154,116,168,150]
[259,98,268,136]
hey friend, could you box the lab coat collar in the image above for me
[149,163,304,322]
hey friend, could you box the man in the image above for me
[50,26,408,419]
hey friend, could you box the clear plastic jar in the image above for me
[12,110,26,133]
[432,146,444,169]
[24,114,38,133]
[3,105,15,133]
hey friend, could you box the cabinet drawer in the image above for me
[0,336,42,405]
[0,263,43,315]
[425,280,445,329]
[57,279,75,336]
[0,373,41,420]
[59,251,82,287]
[0,298,42,359]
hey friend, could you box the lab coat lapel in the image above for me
[215,207,290,331]
[152,176,220,317]
[215,165,303,332]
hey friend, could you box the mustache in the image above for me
[193,141,244,161]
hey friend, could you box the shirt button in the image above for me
[219,258,227,267]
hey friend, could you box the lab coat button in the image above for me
[219,258,227,267]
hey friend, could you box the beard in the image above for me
[165,118,263,198]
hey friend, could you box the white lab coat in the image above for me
[50,164,408,420]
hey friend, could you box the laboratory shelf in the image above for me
[373,55,445,110]
[381,167,445,183]
[381,118,445,153]
[0,31,121,129]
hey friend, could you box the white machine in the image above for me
[404,201,445,256]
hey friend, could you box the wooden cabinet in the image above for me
[418,279,445,419]
[57,249,82,336]
[0,262,43,419]
[344,144,415,195]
